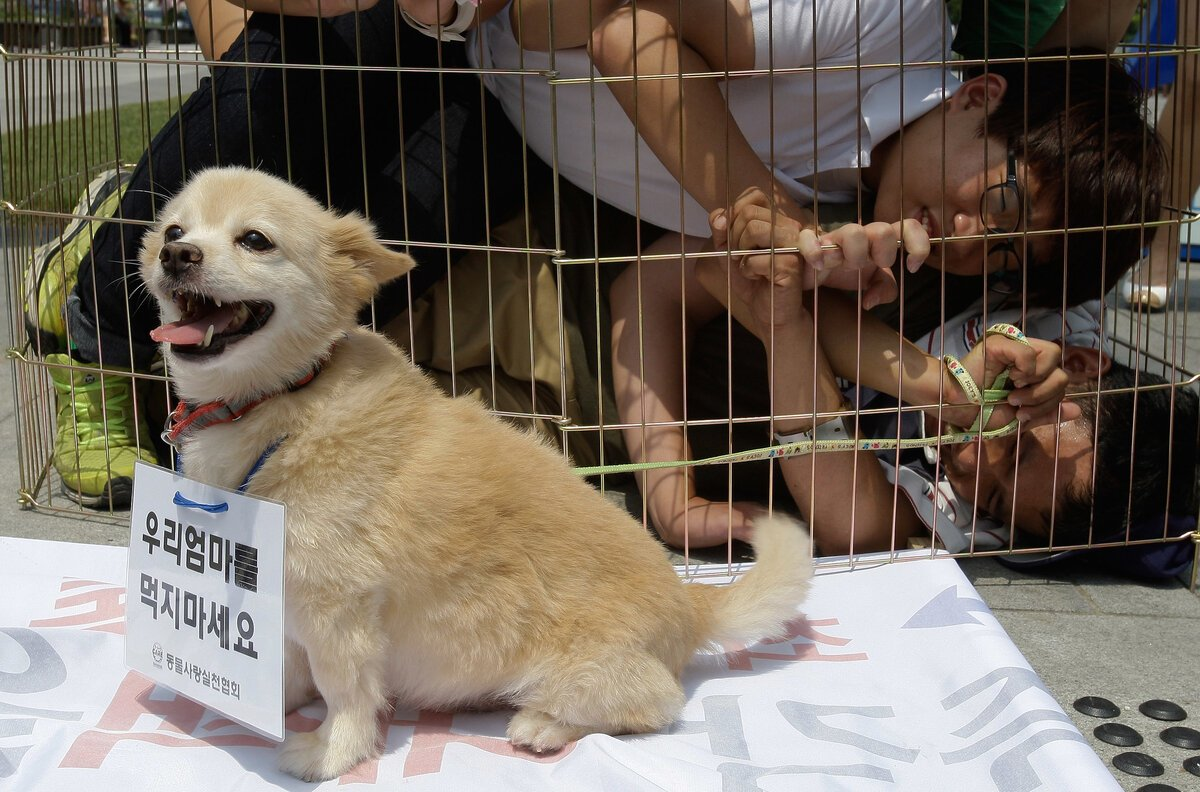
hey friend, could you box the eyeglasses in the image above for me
[979,147,1025,278]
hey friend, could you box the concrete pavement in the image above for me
[0,44,205,135]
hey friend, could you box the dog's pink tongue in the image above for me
[150,303,239,344]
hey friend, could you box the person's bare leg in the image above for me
[610,234,764,548]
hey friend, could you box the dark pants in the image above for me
[68,2,533,369]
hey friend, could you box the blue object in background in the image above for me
[1128,0,1178,89]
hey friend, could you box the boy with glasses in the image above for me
[471,0,1168,543]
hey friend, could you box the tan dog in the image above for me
[138,167,813,782]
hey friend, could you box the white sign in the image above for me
[125,461,286,741]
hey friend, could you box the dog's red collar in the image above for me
[163,361,324,447]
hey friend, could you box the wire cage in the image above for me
[2,0,1198,582]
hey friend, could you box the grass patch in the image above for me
[4,94,188,216]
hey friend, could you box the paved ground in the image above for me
[0,45,204,135]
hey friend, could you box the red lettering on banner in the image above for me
[337,710,577,782]
[399,710,575,778]
[60,673,273,768]
[724,617,869,671]
[29,579,126,635]
[62,682,571,782]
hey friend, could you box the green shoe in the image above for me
[24,168,132,355]
[46,353,158,509]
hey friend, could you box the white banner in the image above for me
[125,462,285,741]
[0,537,1118,791]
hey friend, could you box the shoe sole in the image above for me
[59,476,134,510]
[1126,288,1169,311]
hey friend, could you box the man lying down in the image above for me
[680,194,1199,580]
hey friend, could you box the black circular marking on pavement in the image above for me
[1074,696,1120,718]
[1094,722,1143,747]
[1161,726,1200,750]
[1139,699,1188,722]
[1134,784,1180,792]
[1112,752,1165,777]
[1184,756,1200,777]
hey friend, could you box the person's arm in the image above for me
[203,1,391,61]
[508,0,625,51]
[808,291,1078,433]
[589,0,814,230]
[1035,0,1141,52]
[184,0,247,61]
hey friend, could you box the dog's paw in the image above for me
[507,709,588,753]
[277,730,370,782]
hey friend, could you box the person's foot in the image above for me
[23,169,131,354]
[46,353,158,509]
[1120,281,1171,310]
[1118,256,1174,312]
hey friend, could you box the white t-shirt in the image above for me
[468,0,956,236]
[871,301,1107,552]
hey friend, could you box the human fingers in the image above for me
[1007,397,1083,433]
[730,186,774,220]
[897,218,931,273]
[812,225,855,282]
[730,210,794,251]
[738,248,805,285]
[1006,368,1070,423]
[993,337,1062,389]
[861,267,899,310]
[727,203,791,255]
[862,221,902,275]
[710,208,730,250]
[732,214,809,284]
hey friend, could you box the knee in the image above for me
[590,5,660,75]
[609,264,639,318]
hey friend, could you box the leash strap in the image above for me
[573,323,1031,477]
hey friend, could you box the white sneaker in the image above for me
[1118,259,1172,311]
[1120,281,1170,310]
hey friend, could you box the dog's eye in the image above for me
[240,230,274,252]
[164,225,184,242]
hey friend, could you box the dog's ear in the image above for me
[330,213,417,288]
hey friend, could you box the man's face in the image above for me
[938,419,1095,539]
[868,74,1053,278]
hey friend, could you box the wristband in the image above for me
[775,416,850,446]
[399,0,480,42]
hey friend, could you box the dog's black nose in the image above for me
[160,241,203,277]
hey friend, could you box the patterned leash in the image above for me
[572,323,1031,477]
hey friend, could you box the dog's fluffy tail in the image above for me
[689,514,813,648]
